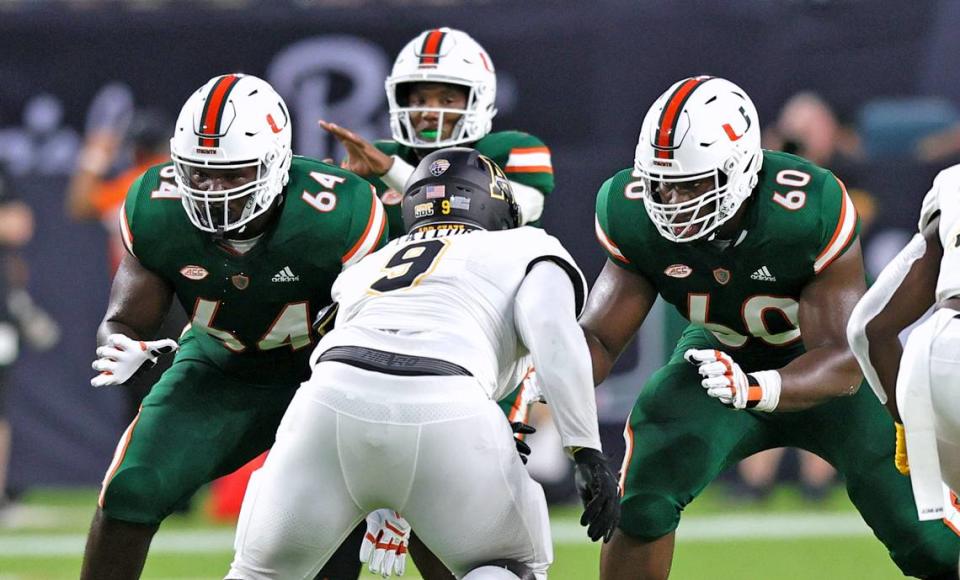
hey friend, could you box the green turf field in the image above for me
[0,484,911,579]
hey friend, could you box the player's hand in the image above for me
[319,120,394,177]
[573,448,620,542]
[894,422,910,475]
[684,349,780,411]
[91,334,178,387]
[360,509,410,577]
[511,421,536,464]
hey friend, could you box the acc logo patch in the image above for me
[381,189,403,206]
[429,159,450,176]
[180,265,209,280]
[414,202,434,218]
[713,268,731,285]
[664,264,692,278]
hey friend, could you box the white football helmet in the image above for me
[633,76,762,242]
[170,73,292,235]
[386,27,497,148]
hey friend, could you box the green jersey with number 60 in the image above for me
[371,130,554,236]
[595,150,859,365]
[121,156,388,386]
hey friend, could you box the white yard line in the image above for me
[0,512,873,557]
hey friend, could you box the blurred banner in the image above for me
[2,0,957,487]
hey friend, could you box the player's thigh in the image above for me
[931,323,960,491]
[785,384,960,576]
[405,402,552,578]
[231,400,363,580]
[619,352,770,541]
[99,360,296,524]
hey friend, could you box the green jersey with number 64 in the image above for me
[121,157,388,386]
[595,150,859,366]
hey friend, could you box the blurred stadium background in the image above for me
[2,0,960,577]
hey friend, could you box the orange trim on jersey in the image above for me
[618,415,634,496]
[595,215,630,263]
[509,146,550,155]
[119,201,135,256]
[99,409,143,508]
[341,195,385,265]
[656,77,707,159]
[814,177,858,273]
[504,165,553,174]
[507,366,536,424]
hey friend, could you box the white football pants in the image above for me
[227,361,553,580]
[928,314,960,493]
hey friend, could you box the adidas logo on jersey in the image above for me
[750,266,776,282]
[272,267,300,282]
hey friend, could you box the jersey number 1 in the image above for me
[370,240,447,293]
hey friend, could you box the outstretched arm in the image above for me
[847,219,942,421]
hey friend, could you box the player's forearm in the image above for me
[863,333,904,422]
[516,264,603,451]
[581,328,619,386]
[775,345,863,411]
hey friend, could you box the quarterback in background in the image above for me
[320,26,553,235]
[583,75,960,579]
[80,74,387,580]
[227,148,619,580]
[847,164,960,528]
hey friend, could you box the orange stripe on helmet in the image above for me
[419,30,446,66]
[199,74,240,147]
[655,77,710,159]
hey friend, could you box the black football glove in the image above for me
[573,448,620,543]
[511,421,536,464]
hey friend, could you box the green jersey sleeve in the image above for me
[475,131,555,195]
[593,168,646,274]
[813,172,860,275]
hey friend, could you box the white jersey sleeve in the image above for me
[316,227,588,400]
[922,165,960,302]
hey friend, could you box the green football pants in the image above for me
[618,326,960,578]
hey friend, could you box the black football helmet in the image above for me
[402,147,521,232]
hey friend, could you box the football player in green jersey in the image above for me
[582,76,960,579]
[320,27,554,235]
[80,74,388,580]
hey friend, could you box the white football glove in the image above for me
[91,334,178,387]
[360,509,410,578]
[684,349,781,412]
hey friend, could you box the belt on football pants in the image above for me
[317,345,473,377]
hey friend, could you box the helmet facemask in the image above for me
[635,149,760,243]
[169,74,293,238]
[633,76,763,243]
[172,144,291,237]
[387,79,491,148]
[385,28,497,149]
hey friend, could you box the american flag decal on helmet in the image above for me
[654,76,712,159]
[418,29,446,67]
[198,74,240,147]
